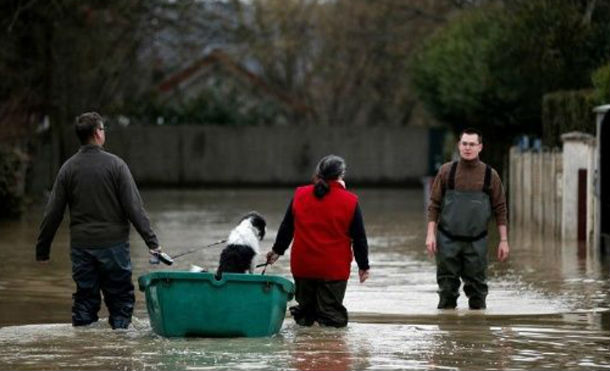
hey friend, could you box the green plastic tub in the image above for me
[138,271,294,338]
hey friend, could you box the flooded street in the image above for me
[1,188,609,370]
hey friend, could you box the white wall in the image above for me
[561,132,596,241]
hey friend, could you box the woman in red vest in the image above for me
[266,155,370,327]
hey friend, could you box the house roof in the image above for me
[157,49,310,114]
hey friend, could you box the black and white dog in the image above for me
[216,211,266,278]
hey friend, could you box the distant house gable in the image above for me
[157,49,309,116]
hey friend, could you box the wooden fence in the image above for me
[509,147,563,236]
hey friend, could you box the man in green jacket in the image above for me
[36,112,164,329]
[426,128,510,310]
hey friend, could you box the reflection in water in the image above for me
[509,225,610,312]
[0,189,609,370]
[288,325,371,371]
[427,318,510,370]
[289,327,352,371]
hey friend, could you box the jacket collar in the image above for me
[459,157,480,169]
[79,144,103,153]
[328,180,346,189]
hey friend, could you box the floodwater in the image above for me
[0,188,608,370]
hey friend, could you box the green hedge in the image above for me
[592,63,610,105]
[0,147,28,218]
[541,90,596,148]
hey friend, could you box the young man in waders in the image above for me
[36,112,165,329]
[425,128,509,310]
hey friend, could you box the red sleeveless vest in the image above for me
[290,181,358,280]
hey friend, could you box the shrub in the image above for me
[541,90,596,148]
[592,63,610,104]
[410,0,610,137]
[0,146,28,218]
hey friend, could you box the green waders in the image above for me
[436,162,492,309]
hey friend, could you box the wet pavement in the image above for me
[0,188,608,370]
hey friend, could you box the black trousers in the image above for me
[70,243,134,329]
[291,277,348,327]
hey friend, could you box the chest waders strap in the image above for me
[441,161,458,198]
[445,161,492,194]
[483,164,492,195]
[447,161,458,191]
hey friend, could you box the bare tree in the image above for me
[228,0,460,126]
[0,1,164,148]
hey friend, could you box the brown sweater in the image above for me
[36,145,159,260]
[427,158,507,226]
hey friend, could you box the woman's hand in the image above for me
[266,251,280,265]
[359,269,369,283]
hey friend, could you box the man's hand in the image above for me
[425,221,437,258]
[425,233,437,258]
[359,269,369,283]
[149,246,173,265]
[266,251,280,265]
[497,240,509,262]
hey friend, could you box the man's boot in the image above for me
[468,297,486,310]
[437,296,457,309]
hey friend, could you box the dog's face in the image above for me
[241,211,266,240]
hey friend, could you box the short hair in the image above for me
[75,112,103,144]
[459,127,483,144]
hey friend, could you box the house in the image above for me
[155,49,309,124]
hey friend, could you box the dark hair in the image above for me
[75,112,104,144]
[459,127,483,144]
[312,154,346,198]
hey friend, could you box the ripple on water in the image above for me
[0,313,608,371]
[1,189,609,370]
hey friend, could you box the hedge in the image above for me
[592,63,610,105]
[0,147,28,218]
[541,90,596,148]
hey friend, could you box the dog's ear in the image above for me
[257,222,266,240]
[253,214,266,240]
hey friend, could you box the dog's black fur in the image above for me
[216,211,266,278]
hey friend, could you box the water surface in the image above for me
[0,188,608,370]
